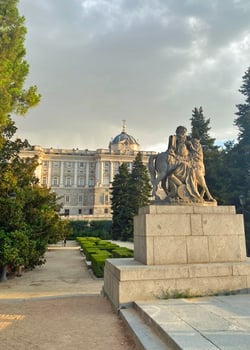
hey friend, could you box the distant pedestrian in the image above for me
[63,238,67,247]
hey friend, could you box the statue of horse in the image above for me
[148,151,176,200]
[148,151,216,202]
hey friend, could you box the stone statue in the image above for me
[148,126,216,204]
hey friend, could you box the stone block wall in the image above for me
[134,205,246,265]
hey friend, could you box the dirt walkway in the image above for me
[0,241,139,350]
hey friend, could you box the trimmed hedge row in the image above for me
[76,237,134,278]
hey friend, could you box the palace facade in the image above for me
[21,124,156,220]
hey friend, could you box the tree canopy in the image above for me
[235,67,250,142]
[0,0,40,131]
[0,1,69,281]
[111,163,131,241]
[111,153,151,241]
[189,107,216,150]
[0,121,70,281]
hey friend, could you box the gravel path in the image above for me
[0,241,139,350]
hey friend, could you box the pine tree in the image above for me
[235,70,250,198]
[233,68,250,251]
[235,67,250,142]
[189,107,216,150]
[111,154,152,241]
[128,152,152,218]
[0,0,40,130]
[111,163,131,241]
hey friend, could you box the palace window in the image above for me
[78,177,85,186]
[65,177,72,187]
[103,161,110,185]
[79,162,86,168]
[52,177,59,186]
[89,179,94,187]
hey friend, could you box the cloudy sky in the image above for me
[14,0,250,151]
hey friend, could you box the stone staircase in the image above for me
[120,294,250,350]
[120,302,181,350]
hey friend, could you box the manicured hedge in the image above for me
[84,247,101,261]
[91,252,112,278]
[76,237,134,277]
[112,248,134,258]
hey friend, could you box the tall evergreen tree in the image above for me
[189,107,216,150]
[233,68,250,251]
[128,152,152,218]
[219,71,250,201]
[111,163,131,241]
[111,154,152,241]
[235,67,250,142]
[235,72,250,192]
[0,0,40,132]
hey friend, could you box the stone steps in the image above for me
[120,295,250,350]
[120,304,180,350]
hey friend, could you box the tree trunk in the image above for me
[0,265,8,282]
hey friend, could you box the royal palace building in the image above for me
[21,123,156,220]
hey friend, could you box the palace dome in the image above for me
[111,131,138,145]
[109,121,140,154]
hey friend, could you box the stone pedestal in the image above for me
[104,205,250,309]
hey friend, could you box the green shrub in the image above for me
[91,253,112,278]
[112,248,134,258]
[76,236,134,277]
[78,242,96,256]
[84,247,102,261]
[96,243,119,252]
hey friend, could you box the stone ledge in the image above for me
[139,205,236,215]
[104,259,250,308]
[105,259,250,281]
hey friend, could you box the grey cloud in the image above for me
[16,0,250,150]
